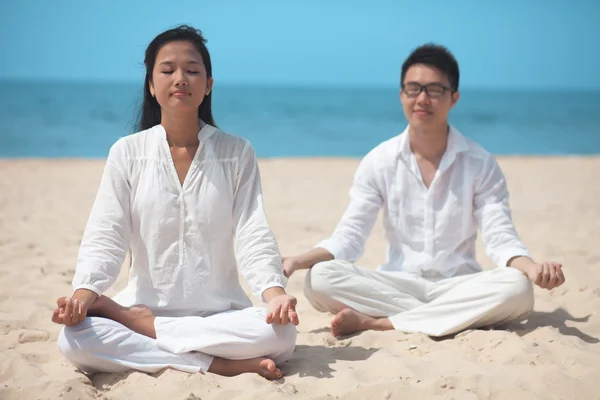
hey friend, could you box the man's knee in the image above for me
[497,268,535,315]
[304,260,348,298]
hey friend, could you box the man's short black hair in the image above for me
[401,43,460,91]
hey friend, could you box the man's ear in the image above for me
[450,90,460,108]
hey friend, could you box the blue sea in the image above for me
[1,80,599,158]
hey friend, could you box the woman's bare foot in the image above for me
[88,298,284,379]
[208,357,282,379]
[330,308,394,337]
[87,295,157,338]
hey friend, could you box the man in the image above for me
[283,44,565,338]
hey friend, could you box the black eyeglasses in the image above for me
[401,82,454,98]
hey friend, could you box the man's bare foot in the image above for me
[208,357,282,379]
[330,308,394,337]
[331,308,372,337]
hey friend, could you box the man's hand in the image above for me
[51,289,98,326]
[281,248,334,278]
[282,256,301,278]
[525,261,565,290]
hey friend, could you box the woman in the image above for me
[52,25,298,379]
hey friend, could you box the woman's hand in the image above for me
[52,297,87,326]
[266,294,299,326]
[51,289,98,326]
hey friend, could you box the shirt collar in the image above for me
[397,124,470,161]
[155,119,217,143]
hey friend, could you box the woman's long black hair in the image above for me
[136,25,216,131]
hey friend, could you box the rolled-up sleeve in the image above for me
[72,141,132,296]
[232,141,286,301]
[316,150,383,262]
[474,157,530,267]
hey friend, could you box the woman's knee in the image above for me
[57,323,92,370]
[269,322,297,363]
[56,326,72,357]
[241,307,297,361]
[56,317,120,373]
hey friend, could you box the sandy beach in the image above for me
[1,156,599,400]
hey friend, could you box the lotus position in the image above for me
[283,44,565,338]
[52,25,298,379]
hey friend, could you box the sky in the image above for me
[1,0,599,90]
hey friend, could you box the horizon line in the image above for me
[1,77,600,93]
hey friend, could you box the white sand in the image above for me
[1,157,599,400]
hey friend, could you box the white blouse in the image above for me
[72,123,286,317]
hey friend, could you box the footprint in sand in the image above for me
[321,336,337,347]
[319,336,353,348]
[18,330,49,344]
[278,383,299,395]
[1,322,25,335]
[336,339,353,348]
[59,268,75,277]
[21,353,49,364]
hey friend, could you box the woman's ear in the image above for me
[205,77,214,96]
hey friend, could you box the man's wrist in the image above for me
[296,248,335,270]
[507,255,536,273]
[295,256,314,270]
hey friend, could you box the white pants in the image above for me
[304,260,534,337]
[57,307,297,374]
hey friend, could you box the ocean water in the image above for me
[1,80,599,158]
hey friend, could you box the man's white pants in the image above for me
[57,307,297,374]
[304,260,534,337]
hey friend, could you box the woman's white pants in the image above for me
[57,307,297,374]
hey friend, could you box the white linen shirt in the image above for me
[316,125,531,278]
[72,123,286,317]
